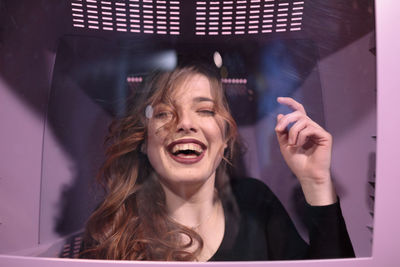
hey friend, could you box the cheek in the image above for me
[146,124,165,155]
[211,117,227,141]
[204,120,227,148]
[146,134,165,173]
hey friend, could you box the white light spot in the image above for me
[145,105,154,119]
[213,51,223,68]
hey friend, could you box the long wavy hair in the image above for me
[80,64,239,261]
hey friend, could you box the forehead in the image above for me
[170,73,214,101]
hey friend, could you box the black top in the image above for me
[210,177,355,261]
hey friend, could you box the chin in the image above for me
[158,170,215,188]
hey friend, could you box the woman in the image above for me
[80,64,354,261]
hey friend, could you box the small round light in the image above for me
[213,51,223,68]
[145,105,154,119]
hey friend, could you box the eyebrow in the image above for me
[193,97,215,103]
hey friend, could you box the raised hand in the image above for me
[275,97,337,206]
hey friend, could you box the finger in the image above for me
[275,114,289,145]
[277,97,306,114]
[296,125,314,147]
[287,118,308,145]
[296,124,331,147]
[275,129,289,146]
[275,113,284,133]
[275,111,305,132]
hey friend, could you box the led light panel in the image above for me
[195,0,304,35]
[71,0,181,35]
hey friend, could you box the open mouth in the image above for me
[167,139,206,163]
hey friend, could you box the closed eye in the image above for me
[198,110,215,116]
[154,111,173,119]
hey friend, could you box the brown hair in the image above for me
[80,64,239,261]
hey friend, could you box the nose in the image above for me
[176,110,197,133]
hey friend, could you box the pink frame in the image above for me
[1,1,399,266]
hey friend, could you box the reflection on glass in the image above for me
[0,0,375,261]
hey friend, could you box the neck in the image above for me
[159,175,218,228]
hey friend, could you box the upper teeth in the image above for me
[171,143,203,154]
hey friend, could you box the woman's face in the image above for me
[145,73,227,189]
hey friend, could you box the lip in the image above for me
[166,138,207,164]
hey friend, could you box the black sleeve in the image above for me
[263,187,310,260]
[265,190,355,260]
[306,201,355,259]
[229,177,354,260]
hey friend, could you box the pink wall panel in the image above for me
[318,33,376,257]
[1,1,400,266]
[0,0,60,253]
